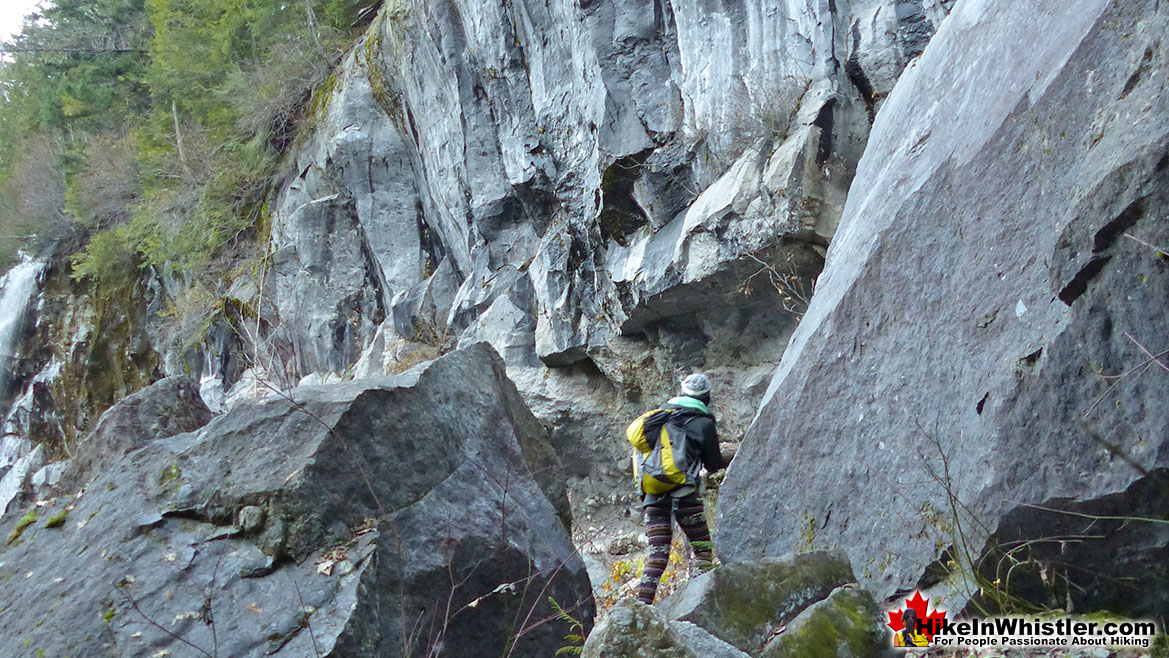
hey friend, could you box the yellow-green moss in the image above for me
[308,71,341,126]
[46,266,158,456]
[159,462,182,485]
[797,511,817,551]
[7,508,39,544]
[761,589,882,658]
[44,507,70,529]
[709,555,855,650]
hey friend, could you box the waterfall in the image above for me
[0,254,46,406]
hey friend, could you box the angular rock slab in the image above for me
[659,551,855,654]
[719,0,1169,614]
[0,343,592,657]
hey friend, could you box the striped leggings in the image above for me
[637,493,714,604]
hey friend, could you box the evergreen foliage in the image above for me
[0,0,370,277]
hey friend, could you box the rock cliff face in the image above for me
[199,0,954,414]
[0,344,591,657]
[172,0,952,565]
[719,0,1169,614]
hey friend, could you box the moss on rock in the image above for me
[43,506,70,529]
[659,550,855,653]
[7,508,40,545]
[759,586,885,658]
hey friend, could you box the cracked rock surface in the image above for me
[0,344,591,657]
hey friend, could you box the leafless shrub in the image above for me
[0,133,68,228]
[0,133,72,266]
[69,131,140,229]
[738,249,814,318]
[702,71,811,168]
[221,35,341,152]
[735,71,811,144]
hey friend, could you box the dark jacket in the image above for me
[662,402,722,474]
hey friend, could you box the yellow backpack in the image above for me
[626,408,701,495]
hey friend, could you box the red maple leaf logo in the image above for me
[886,591,947,640]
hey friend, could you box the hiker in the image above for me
[630,373,726,605]
[894,608,929,647]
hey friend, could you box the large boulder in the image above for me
[671,621,753,658]
[659,551,856,654]
[582,601,698,658]
[0,343,592,657]
[583,553,885,658]
[718,0,1169,615]
[759,586,885,658]
[60,375,211,492]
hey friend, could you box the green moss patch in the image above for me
[44,507,70,529]
[658,552,857,655]
[7,508,40,545]
[158,462,182,485]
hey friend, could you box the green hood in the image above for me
[667,396,708,415]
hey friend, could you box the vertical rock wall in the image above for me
[201,0,950,470]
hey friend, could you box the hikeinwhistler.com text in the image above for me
[924,617,1158,649]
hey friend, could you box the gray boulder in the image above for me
[582,600,698,658]
[671,621,753,658]
[718,0,1169,615]
[583,554,883,658]
[60,375,211,492]
[659,551,856,654]
[759,586,885,658]
[0,344,592,657]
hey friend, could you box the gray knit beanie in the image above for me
[680,373,711,397]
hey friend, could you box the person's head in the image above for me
[680,373,711,405]
[901,608,920,635]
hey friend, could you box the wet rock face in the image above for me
[719,0,1169,614]
[0,345,592,657]
[6,261,163,457]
